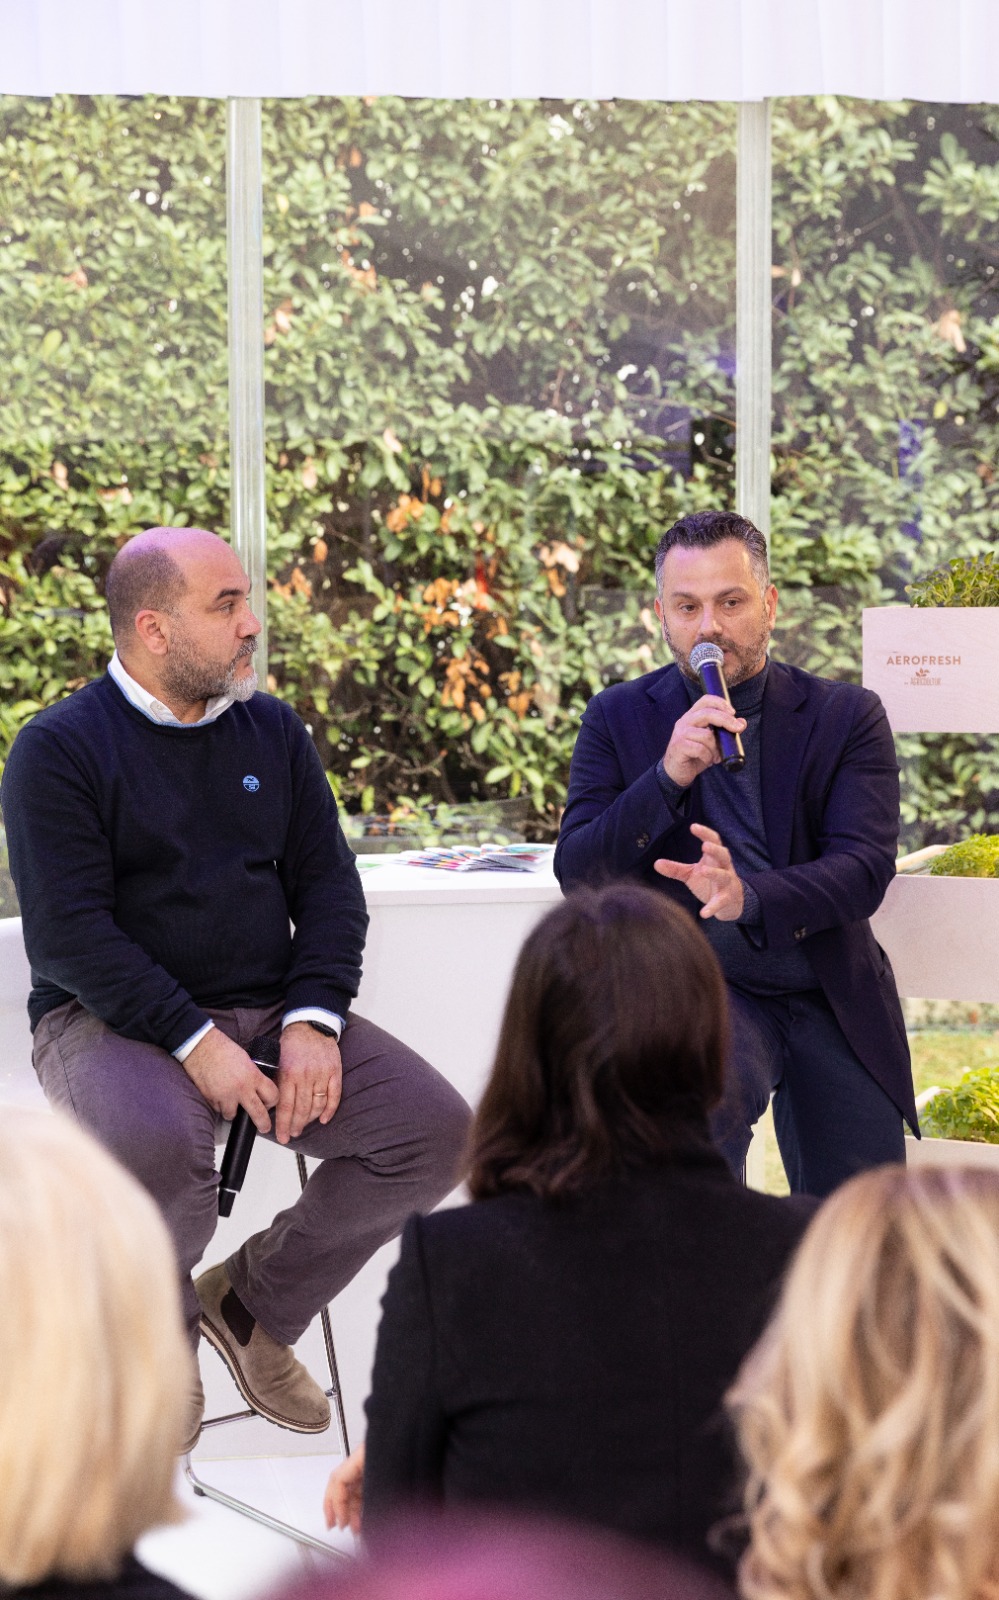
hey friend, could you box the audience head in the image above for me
[0,1110,189,1587]
[728,1163,999,1600]
[468,883,727,1200]
[283,1512,735,1600]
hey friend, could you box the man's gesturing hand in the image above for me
[274,1021,343,1145]
[654,822,745,921]
[182,1027,279,1133]
[662,694,747,788]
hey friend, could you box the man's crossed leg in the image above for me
[33,1000,471,1440]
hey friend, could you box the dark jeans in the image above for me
[33,999,472,1347]
[708,987,906,1198]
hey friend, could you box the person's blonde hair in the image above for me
[0,1110,190,1585]
[728,1164,999,1600]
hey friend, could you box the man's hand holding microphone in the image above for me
[182,1020,343,1216]
[655,639,748,922]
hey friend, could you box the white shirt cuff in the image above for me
[173,1019,215,1062]
[282,1007,344,1041]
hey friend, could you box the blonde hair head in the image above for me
[0,1110,190,1585]
[728,1164,999,1600]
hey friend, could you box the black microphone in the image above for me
[688,641,745,773]
[217,1034,281,1217]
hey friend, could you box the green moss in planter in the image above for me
[920,1068,999,1143]
[907,552,999,607]
[928,834,999,878]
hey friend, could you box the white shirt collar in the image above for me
[108,651,237,727]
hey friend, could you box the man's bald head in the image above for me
[105,527,222,650]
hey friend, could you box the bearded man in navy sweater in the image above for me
[1,527,471,1452]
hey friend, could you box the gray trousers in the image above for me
[33,999,472,1347]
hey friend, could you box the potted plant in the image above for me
[862,552,999,734]
[864,553,999,1005]
[907,1070,999,1169]
[871,832,999,1006]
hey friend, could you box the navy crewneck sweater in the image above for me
[1,675,367,1052]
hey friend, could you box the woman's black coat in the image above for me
[364,1144,815,1568]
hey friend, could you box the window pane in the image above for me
[261,96,737,845]
[0,95,228,733]
[0,94,228,912]
[770,98,999,850]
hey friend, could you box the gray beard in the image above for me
[228,667,259,702]
[161,642,258,707]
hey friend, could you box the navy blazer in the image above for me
[554,660,915,1130]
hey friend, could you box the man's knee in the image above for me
[423,1076,473,1176]
[386,1067,471,1205]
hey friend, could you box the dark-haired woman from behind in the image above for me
[330,884,816,1570]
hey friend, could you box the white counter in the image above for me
[353,854,560,1108]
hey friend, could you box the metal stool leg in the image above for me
[184,1152,350,1555]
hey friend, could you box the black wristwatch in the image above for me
[306,1020,339,1039]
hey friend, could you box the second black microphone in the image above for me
[217,1033,281,1217]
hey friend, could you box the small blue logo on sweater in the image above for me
[242,775,260,793]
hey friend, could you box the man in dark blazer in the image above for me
[554,510,916,1196]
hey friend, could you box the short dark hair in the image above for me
[654,510,769,594]
[104,543,187,647]
[467,883,728,1202]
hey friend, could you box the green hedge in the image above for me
[2,94,999,845]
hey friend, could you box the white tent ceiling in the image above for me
[1,0,997,103]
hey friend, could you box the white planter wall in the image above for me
[870,875,999,1003]
[905,1134,999,1169]
[864,603,999,1001]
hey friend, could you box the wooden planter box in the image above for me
[862,606,999,733]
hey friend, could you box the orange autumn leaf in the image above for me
[423,577,457,608]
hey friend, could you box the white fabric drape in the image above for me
[1,0,998,104]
